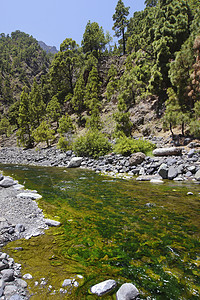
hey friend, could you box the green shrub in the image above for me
[57,136,72,151]
[73,130,112,158]
[114,136,156,156]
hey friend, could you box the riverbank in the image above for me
[0,174,61,299]
[0,139,200,183]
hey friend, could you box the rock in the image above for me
[0,177,15,187]
[158,163,168,179]
[0,262,9,271]
[187,192,193,195]
[1,269,14,282]
[188,149,195,158]
[16,192,42,200]
[116,283,140,300]
[168,166,178,180]
[44,219,61,227]
[194,169,200,181]
[3,284,17,297]
[129,152,146,166]
[62,279,72,287]
[90,279,117,296]
[153,147,182,156]
[23,273,33,280]
[9,294,24,300]
[0,173,4,181]
[136,175,161,181]
[67,157,83,168]
[15,224,25,233]
[150,178,164,184]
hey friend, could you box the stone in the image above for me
[44,219,61,227]
[116,283,139,300]
[187,166,196,173]
[0,173,4,181]
[168,166,178,180]
[136,175,162,181]
[129,152,146,166]
[90,279,117,296]
[9,295,24,300]
[3,284,17,297]
[15,278,27,289]
[153,147,182,156]
[0,262,9,271]
[62,279,72,287]
[158,163,168,179]
[194,169,200,181]
[16,192,42,200]
[15,224,25,233]
[1,269,14,282]
[150,178,164,184]
[67,157,83,168]
[0,177,15,187]
[23,273,33,280]
[188,149,195,158]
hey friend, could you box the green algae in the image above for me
[1,164,200,299]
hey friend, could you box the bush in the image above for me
[73,130,112,158]
[57,136,72,151]
[114,136,156,156]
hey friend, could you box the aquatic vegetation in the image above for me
[1,164,200,299]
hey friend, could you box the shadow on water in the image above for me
[1,164,200,299]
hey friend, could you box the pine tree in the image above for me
[17,87,33,147]
[46,95,61,128]
[32,121,55,147]
[114,96,132,136]
[112,0,130,55]
[29,79,45,128]
[71,74,85,122]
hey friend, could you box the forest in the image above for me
[0,0,199,157]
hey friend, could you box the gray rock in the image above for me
[1,269,14,282]
[67,157,83,168]
[3,284,17,297]
[62,279,72,287]
[129,152,146,166]
[0,173,4,181]
[158,163,168,179]
[0,177,15,187]
[136,175,161,181]
[9,294,24,300]
[23,273,33,280]
[116,283,140,300]
[15,224,25,233]
[168,166,178,180]
[90,279,117,296]
[188,149,195,158]
[187,166,196,173]
[194,169,200,181]
[153,147,182,156]
[16,192,42,200]
[0,262,9,271]
[44,219,61,227]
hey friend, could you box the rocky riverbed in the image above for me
[0,138,199,299]
[0,175,61,299]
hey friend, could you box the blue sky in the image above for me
[1,0,145,49]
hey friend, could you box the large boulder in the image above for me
[16,192,42,200]
[168,166,178,180]
[116,283,140,300]
[194,169,200,181]
[0,177,15,188]
[129,152,146,166]
[90,279,117,296]
[158,163,168,179]
[153,147,182,156]
[67,157,83,168]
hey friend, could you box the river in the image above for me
[1,164,200,299]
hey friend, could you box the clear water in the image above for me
[1,164,200,299]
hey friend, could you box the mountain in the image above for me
[38,41,58,54]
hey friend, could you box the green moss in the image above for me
[1,164,200,299]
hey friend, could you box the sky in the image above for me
[1,0,145,50]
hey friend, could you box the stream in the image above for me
[0,164,200,299]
